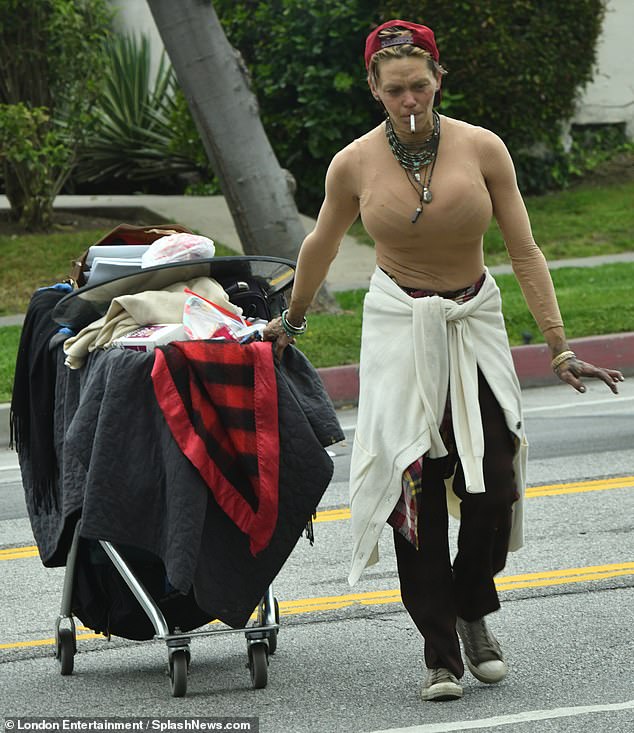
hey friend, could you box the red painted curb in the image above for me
[317,332,634,406]
[512,331,634,387]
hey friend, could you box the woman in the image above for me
[264,19,623,701]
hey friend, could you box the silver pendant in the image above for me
[411,207,422,224]
[414,172,421,183]
[422,187,433,204]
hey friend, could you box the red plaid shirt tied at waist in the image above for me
[385,272,486,548]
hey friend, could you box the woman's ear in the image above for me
[367,74,380,101]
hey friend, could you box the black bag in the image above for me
[223,277,279,321]
[72,540,212,640]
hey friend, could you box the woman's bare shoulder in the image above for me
[440,115,505,148]
[329,124,384,173]
[336,123,383,155]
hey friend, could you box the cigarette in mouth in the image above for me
[410,114,415,133]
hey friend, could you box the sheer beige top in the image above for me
[293,115,564,341]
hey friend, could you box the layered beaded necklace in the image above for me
[385,110,440,223]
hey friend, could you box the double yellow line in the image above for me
[2,561,632,650]
[0,545,38,561]
[275,562,634,616]
[1,475,632,562]
[314,475,634,524]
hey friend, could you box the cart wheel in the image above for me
[169,650,188,697]
[57,628,75,676]
[267,598,280,655]
[249,643,268,689]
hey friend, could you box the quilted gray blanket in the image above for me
[22,344,343,629]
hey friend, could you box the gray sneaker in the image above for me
[420,667,463,701]
[457,617,508,684]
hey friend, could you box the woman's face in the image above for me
[369,56,440,137]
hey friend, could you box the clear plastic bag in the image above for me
[183,289,264,343]
[141,233,215,268]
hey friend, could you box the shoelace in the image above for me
[429,668,454,685]
[462,620,501,662]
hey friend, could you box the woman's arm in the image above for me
[263,146,361,354]
[479,129,623,393]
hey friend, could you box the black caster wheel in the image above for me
[57,627,75,676]
[169,649,188,697]
[248,642,268,689]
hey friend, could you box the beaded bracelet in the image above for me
[281,309,308,338]
[551,350,576,371]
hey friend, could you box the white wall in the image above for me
[573,0,634,136]
[111,0,634,138]
[110,0,164,82]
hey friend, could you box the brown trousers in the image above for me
[393,371,517,678]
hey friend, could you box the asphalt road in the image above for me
[1,379,633,733]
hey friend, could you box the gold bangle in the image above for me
[551,350,576,371]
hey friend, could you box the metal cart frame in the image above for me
[54,521,280,696]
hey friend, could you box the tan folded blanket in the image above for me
[63,276,239,369]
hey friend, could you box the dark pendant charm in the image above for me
[422,187,433,204]
[411,207,422,223]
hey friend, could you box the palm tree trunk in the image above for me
[145,0,306,261]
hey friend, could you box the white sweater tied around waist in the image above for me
[348,267,528,585]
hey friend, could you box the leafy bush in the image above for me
[215,0,607,213]
[556,122,633,186]
[0,0,112,229]
[74,34,213,192]
[214,0,380,214]
[0,104,74,228]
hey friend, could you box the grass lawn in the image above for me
[4,262,631,402]
[348,180,634,265]
[0,326,20,403]
[298,262,634,368]
[1,176,633,402]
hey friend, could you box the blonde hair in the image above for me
[367,29,447,87]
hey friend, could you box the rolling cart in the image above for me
[47,256,297,697]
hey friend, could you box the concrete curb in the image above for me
[318,331,634,407]
[3,332,633,449]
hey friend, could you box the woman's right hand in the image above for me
[262,316,295,361]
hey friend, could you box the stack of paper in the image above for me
[84,245,151,286]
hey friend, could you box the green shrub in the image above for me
[215,0,607,213]
[0,104,74,228]
[214,0,379,214]
[0,0,112,229]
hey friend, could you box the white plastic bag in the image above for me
[141,233,215,268]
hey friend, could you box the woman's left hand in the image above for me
[555,356,624,394]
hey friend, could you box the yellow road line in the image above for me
[527,476,634,497]
[314,476,634,524]
[1,476,632,561]
[0,631,103,650]
[1,562,631,651]
[0,547,37,555]
[275,562,634,616]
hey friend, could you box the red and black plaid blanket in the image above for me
[151,340,279,556]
